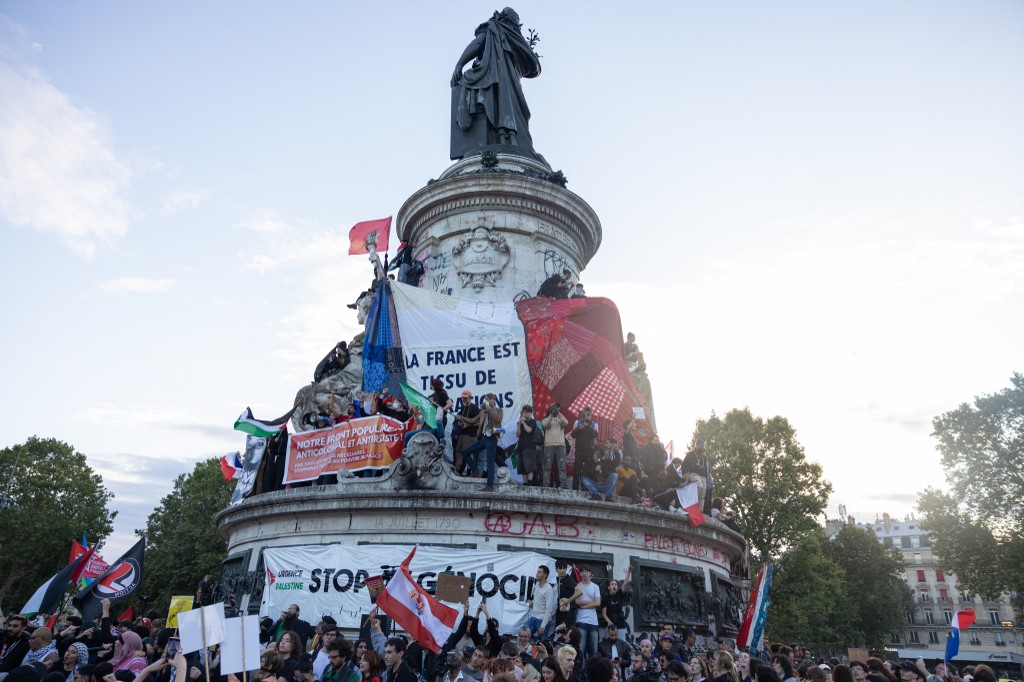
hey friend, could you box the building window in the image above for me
[909,631,920,643]
[994,632,1005,646]
[940,588,949,599]
[914,553,923,564]
[907,612,917,625]
[969,631,981,645]
[917,570,927,582]
[894,524,901,530]
[919,588,931,602]
[901,536,912,548]
[928,631,940,644]
[925,611,935,625]
[890,633,901,643]
[944,610,953,624]
[990,609,1000,625]
[911,535,921,548]
[935,570,945,582]
[962,592,972,602]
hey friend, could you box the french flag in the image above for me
[945,609,976,663]
[220,452,242,481]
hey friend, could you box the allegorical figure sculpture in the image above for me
[450,7,542,161]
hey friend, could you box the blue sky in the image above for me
[1,1,1022,559]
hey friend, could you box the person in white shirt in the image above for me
[573,565,601,659]
[524,565,554,637]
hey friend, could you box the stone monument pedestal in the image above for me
[397,153,601,301]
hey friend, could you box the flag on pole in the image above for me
[220,453,242,481]
[375,547,458,653]
[233,407,295,438]
[73,538,146,622]
[349,217,392,255]
[399,381,437,429]
[666,440,675,460]
[117,606,133,622]
[70,541,107,588]
[737,563,772,650]
[675,482,707,526]
[21,551,91,616]
[944,609,976,663]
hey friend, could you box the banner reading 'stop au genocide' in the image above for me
[391,282,533,446]
[261,544,554,634]
[283,415,405,484]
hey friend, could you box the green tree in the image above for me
[918,373,1024,599]
[136,457,232,607]
[767,530,855,654]
[692,408,832,563]
[0,437,116,611]
[824,525,913,651]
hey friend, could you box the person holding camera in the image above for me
[571,409,599,492]
[461,394,504,492]
[541,404,569,488]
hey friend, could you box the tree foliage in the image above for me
[692,408,832,562]
[918,372,1024,598]
[824,525,913,651]
[136,457,231,608]
[767,531,855,653]
[0,437,116,611]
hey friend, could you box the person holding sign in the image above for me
[461,394,504,492]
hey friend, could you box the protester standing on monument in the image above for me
[461,393,503,492]
[454,390,481,474]
[541,404,569,488]
[570,408,599,491]
[515,405,543,485]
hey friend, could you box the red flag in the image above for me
[70,541,107,582]
[45,613,58,629]
[375,547,458,653]
[348,217,392,255]
[117,606,133,621]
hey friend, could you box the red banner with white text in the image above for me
[283,415,406,483]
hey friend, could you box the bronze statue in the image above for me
[450,8,543,162]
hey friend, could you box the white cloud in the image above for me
[0,41,134,258]
[235,209,289,235]
[98,276,175,295]
[162,189,205,215]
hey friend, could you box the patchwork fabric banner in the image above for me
[515,297,655,445]
[282,415,406,483]
[391,282,533,446]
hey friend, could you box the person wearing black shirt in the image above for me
[554,561,581,630]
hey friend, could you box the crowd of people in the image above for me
[5,595,1012,682]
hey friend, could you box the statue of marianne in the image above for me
[450,8,542,161]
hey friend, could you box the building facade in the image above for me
[828,513,1023,676]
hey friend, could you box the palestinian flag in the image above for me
[22,548,92,616]
[234,407,295,438]
[399,381,437,429]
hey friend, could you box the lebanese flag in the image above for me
[675,482,706,526]
[945,609,976,663]
[220,453,242,481]
[348,217,392,255]
[375,547,458,653]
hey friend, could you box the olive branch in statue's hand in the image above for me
[527,28,540,49]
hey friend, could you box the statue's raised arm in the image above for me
[450,8,544,163]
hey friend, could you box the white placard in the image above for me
[219,615,261,674]
[177,603,226,653]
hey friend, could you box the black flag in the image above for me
[73,537,146,622]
